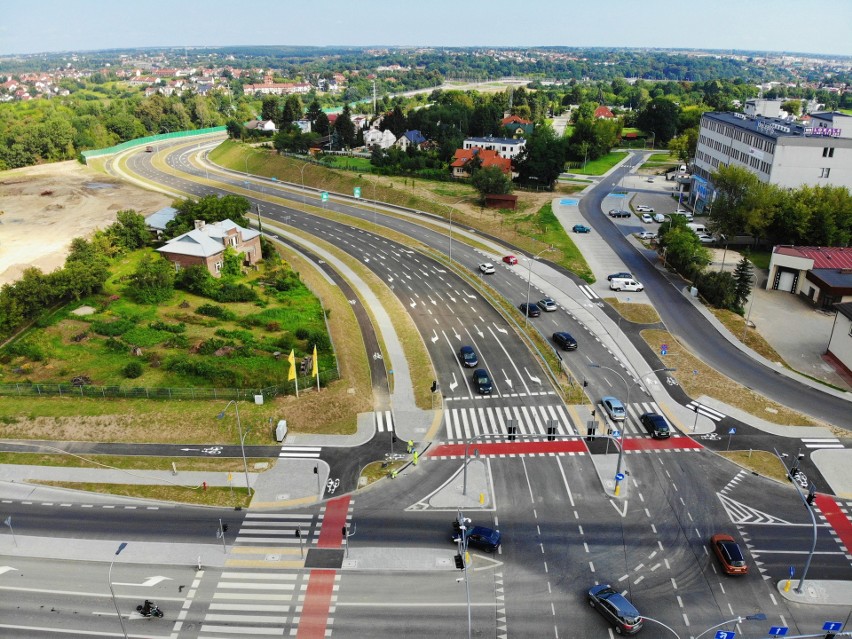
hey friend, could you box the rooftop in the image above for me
[774,246,852,269]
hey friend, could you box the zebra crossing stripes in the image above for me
[279,446,322,458]
[801,437,844,449]
[444,404,576,441]
[578,284,601,301]
[235,512,317,546]
[685,401,725,422]
[375,410,394,433]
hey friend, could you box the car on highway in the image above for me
[637,231,657,240]
[538,297,557,312]
[639,412,671,439]
[601,396,626,421]
[472,369,493,395]
[452,525,501,552]
[552,331,578,351]
[608,209,631,218]
[459,345,478,368]
[587,584,644,635]
[502,255,518,265]
[710,533,748,575]
[519,302,541,317]
[479,262,495,274]
[572,224,591,233]
[607,271,632,281]
[635,205,655,212]
[641,213,653,224]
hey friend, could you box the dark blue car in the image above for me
[452,525,501,552]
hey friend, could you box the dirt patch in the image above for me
[0,161,172,285]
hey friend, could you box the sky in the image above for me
[2,0,851,58]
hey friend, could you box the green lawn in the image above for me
[569,151,628,176]
[324,156,373,172]
[531,203,594,282]
[645,152,680,165]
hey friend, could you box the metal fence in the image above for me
[0,369,339,401]
[79,126,227,162]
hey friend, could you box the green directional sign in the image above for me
[321,192,329,202]
[353,187,361,198]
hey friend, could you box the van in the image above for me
[609,278,644,292]
[687,223,707,235]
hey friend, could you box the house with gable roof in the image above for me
[157,219,261,277]
[767,245,852,308]
[450,148,511,178]
[594,105,616,119]
[395,130,427,151]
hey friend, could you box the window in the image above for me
[819,168,831,178]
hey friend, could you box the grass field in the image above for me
[570,151,628,176]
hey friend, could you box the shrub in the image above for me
[197,337,234,355]
[4,339,45,361]
[103,337,127,353]
[295,327,310,340]
[163,334,189,349]
[265,321,281,332]
[91,319,135,336]
[214,281,258,303]
[196,304,236,321]
[122,327,171,347]
[307,330,331,351]
[148,320,186,334]
[123,361,143,378]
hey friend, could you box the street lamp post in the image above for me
[774,448,817,593]
[216,401,252,496]
[445,198,467,266]
[299,162,310,205]
[108,542,129,639]
[524,246,554,327]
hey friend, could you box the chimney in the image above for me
[194,220,205,231]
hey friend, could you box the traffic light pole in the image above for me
[774,448,818,594]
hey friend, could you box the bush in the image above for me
[295,327,310,340]
[196,304,237,321]
[4,339,45,361]
[163,334,189,349]
[103,337,127,353]
[307,330,331,351]
[91,319,135,336]
[197,337,234,355]
[123,361,143,379]
[122,327,171,347]
[148,320,186,334]
[214,281,258,303]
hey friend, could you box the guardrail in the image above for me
[79,126,227,163]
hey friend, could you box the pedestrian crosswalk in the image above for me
[375,410,394,432]
[233,512,317,548]
[578,284,601,301]
[801,437,844,449]
[279,445,322,458]
[685,401,726,422]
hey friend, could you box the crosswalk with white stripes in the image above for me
[801,437,844,450]
[233,512,317,548]
[279,445,322,458]
[443,401,674,442]
[685,401,726,422]
[375,410,394,433]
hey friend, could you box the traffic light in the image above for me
[547,426,556,442]
[341,526,347,537]
[431,380,438,393]
[392,434,398,444]
[221,524,229,532]
[508,425,517,441]
[583,379,588,388]
[806,485,816,506]
[454,554,465,570]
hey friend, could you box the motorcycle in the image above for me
[136,602,164,618]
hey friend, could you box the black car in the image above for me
[472,368,492,395]
[452,525,501,552]
[640,412,671,439]
[459,345,478,368]
[607,271,632,281]
[519,303,541,317]
[608,209,631,218]
[552,331,578,351]
[588,584,644,635]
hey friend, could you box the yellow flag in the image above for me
[288,349,296,381]
[312,345,318,378]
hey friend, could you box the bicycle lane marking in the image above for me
[814,494,852,557]
[297,495,351,639]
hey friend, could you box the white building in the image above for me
[463,136,526,160]
[363,128,397,150]
[691,111,852,212]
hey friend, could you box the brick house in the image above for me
[157,219,262,277]
[450,148,512,178]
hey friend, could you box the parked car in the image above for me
[502,255,518,265]
[673,209,694,221]
[710,533,748,575]
[637,231,657,240]
[479,262,495,274]
[472,369,493,395]
[609,278,644,292]
[452,525,501,552]
[640,412,671,439]
[601,396,626,421]
[697,234,715,244]
[607,271,632,281]
[538,298,557,312]
[609,209,631,218]
[641,214,653,224]
[635,205,655,212]
[519,303,541,317]
[459,345,478,368]
[572,224,591,233]
[646,177,654,183]
[587,584,644,635]
[552,331,578,351]
[652,213,666,223]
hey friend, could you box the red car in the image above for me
[502,255,518,265]
[710,533,748,575]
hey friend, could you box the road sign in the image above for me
[728,427,736,435]
[823,622,843,632]
[768,627,788,636]
[789,565,795,577]
[715,632,735,639]
[611,430,621,438]
[353,187,361,198]
[615,473,625,481]
[661,343,668,355]
[321,191,329,202]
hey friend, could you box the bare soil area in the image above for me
[0,161,172,285]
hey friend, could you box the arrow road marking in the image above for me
[179,448,201,452]
[431,330,439,343]
[113,576,172,587]
[0,566,18,576]
[474,325,484,338]
[493,323,507,335]
[524,367,541,385]
[452,328,461,341]
[501,369,513,389]
[449,373,459,392]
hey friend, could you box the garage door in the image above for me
[777,270,795,292]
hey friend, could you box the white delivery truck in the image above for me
[609,278,644,292]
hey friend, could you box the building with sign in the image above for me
[690,111,852,212]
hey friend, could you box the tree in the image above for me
[107,210,149,251]
[261,96,280,122]
[281,95,304,127]
[168,194,251,238]
[381,105,407,137]
[732,256,753,313]
[515,123,567,189]
[220,246,243,279]
[471,165,514,202]
[636,98,680,145]
[334,104,356,149]
[781,99,802,117]
[314,111,330,137]
[708,165,772,239]
[129,254,175,304]
[306,99,323,123]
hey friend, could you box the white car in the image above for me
[479,263,495,274]
[641,214,653,223]
[636,205,655,212]
[646,177,654,183]
[697,234,715,244]
[538,297,557,312]
[653,213,666,223]
[638,231,657,240]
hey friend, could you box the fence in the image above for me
[0,369,339,402]
[79,126,227,163]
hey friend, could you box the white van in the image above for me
[609,278,644,292]
[687,223,708,235]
